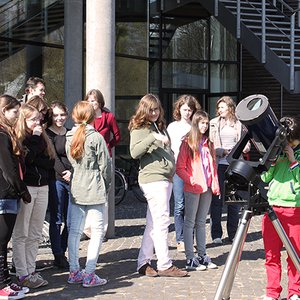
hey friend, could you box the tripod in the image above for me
[214,200,300,300]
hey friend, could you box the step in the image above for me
[271,47,300,52]
[241,18,290,26]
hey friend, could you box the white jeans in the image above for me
[12,185,49,277]
[138,181,173,271]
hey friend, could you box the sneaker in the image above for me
[157,265,188,277]
[261,296,280,300]
[290,295,300,300]
[32,273,48,287]
[19,273,47,289]
[138,263,158,277]
[0,286,25,300]
[82,273,107,288]
[54,255,69,269]
[10,283,29,294]
[35,261,53,272]
[68,270,84,284]
[176,242,185,253]
[198,254,218,269]
[185,257,206,271]
[213,238,223,245]
[9,265,16,276]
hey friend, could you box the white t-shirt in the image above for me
[167,121,191,162]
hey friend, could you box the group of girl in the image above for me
[130,93,300,300]
[129,94,221,277]
[0,79,119,299]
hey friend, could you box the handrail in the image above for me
[219,0,297,91]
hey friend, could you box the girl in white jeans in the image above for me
[129,94,187,278]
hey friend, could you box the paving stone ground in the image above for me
[9,191,290,300]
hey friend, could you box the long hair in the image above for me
[84,89,105,110]
[47,101,69,127]
[173,94,201,121]
[70,101,95,160]
[186,110,214,159]
[16,104,55,159]
[128,94,166,131]
[216,96,237,122]
[0,94,22,156]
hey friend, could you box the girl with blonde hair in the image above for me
[209,96,250,245]
[12,104,55,289]
[65,101,111,288]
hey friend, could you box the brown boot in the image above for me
[158,265,188,277]
[138,263,158,277]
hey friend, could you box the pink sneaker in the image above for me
[10,283,29,294]
[82,273,107,288]
[67,270,84,284]
[0,286,25,299]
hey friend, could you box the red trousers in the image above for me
[262,206,300,299]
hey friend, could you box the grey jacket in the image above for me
[209,116,251,162]
[66,125,111,205]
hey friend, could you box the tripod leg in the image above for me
[214,210,253,300]
[267,207,300,273]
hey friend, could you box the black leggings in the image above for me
[0,213,16,288]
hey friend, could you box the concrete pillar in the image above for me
[64,0,83,113]
[86,0,116,238]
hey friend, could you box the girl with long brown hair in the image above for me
[65,101,111,288]
[129,94,187,278]
[176,110,220,271]
[12,104,55,289]
[0,95,31,299]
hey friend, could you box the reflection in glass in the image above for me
[162,61,208,89]
[210,63,237,93]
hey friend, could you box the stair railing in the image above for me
[217,0,299,91]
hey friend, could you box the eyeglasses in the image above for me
[149,107,159,113]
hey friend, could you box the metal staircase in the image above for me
[0,0,64,62]
[198,0,300,93]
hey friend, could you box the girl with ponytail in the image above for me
[65,101,111,288]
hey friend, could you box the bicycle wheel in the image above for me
[115,169,127,205]
[132,184,147,203]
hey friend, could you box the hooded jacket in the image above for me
[65,125,111,205]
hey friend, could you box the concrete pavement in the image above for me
[10,192,289,300]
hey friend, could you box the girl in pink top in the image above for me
[176,110,220,271]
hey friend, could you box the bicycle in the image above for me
[115,155,147,205]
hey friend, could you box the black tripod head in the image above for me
[224,94,287,214]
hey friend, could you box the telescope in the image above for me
[214,94,300,300]
[223,94,286,213]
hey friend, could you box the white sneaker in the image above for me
[199,254,218,269]
[213,238,222,244]
[290,295,300,300]
[261,295,281,300]
[185,257,206,271]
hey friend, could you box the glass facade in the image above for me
[0,0,239,155]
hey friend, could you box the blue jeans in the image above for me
[49,180,71,255]
[184,189,212,259]
[210,164,240,241]
[68,203,105,274]
[173,173,185,243]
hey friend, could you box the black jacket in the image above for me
[23,133,54,186]
[0,129,28,199]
